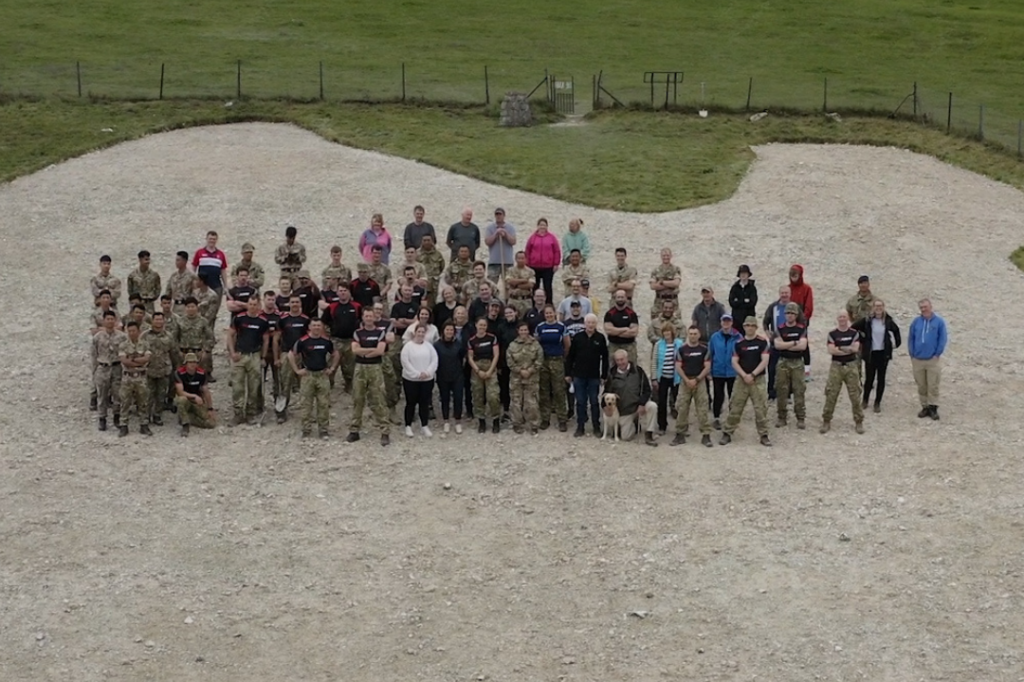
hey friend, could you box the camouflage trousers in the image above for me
[351,363,389,435]
[120,373,150,426]
[538,356,568,423]
[723,374,769,437]
[608,342,638,366]
[300,370,331,433]
[93,363,122,419]
[384,347,401,407]
[775,357,807,421]
[174,396,216,428]
[471,359,501,419]
[510,374,540,429]
[331,337,355,391]
[822,361,864,423]
[147,373,170,420]
[257,357,279,412]
[231,352,262,418]
[676,379,711,436]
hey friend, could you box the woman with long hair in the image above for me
[524,218,560,304]
[434,321,466,434]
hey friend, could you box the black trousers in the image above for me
[437,378,464,420]
[863,351,890,404]
[499,365,511,413]
[403,378,434,427]
[655,379,679,431]
[533,268,555,304]
[463,362,474,417]
[767,348,780,399]
[711,377,735,418]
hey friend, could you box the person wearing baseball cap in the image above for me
[720,315,772,447]
[845,275,877,323]
[484,207,517,283]
[174,352,216,436]
[728,264,758,328]
[231,242,265,291]
[773,301,809,430]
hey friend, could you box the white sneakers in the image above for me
[405,426,414,438]
[454,423,463,434]
[407,425,434,437]
[443,422,451,434]
[422,426,433,437]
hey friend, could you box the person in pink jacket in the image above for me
[358,213,393,264]
[524,218,561,304]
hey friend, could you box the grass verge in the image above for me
[1011,246,1024,273]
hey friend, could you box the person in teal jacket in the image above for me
[651,324,683,433]
[708,313,743,429]
[561,218,591,265]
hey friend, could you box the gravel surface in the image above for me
[2,123,1024,681]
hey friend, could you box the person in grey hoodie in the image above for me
[691,286,727,343]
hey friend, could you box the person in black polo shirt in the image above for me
[820,310,864,434]
[720,316,772,447]
[672,326,713,447]
[292,270,321,318]
[174,352,216,436]
[523,289,547,334]
[604,289,639,365]
[226,297,270,426]
[565,313,609,437]
[277,295,310,422]
[290,319,339,439]
[348,307,391,446]
[319,275,341,306]
[468,317,502,433]
[350,264,381,308]
[226,268,258,322]
[321,283,361,394]
[773,302,808,430]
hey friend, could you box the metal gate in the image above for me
[553,77,575,114]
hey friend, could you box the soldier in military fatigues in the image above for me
[92,310,126,431]
[174,353,217,435]
[560,250,590,299]
[194,280,221,330]
[506,320,542,433]
[165,251,199,316]
[230,242,266,291]
[504,251,536,318]
[416,234,446,305]
[845,275,877,324]
[348,308,391,446]
[820,311,865,434]
[275,225,307,286]
[118,321,153,437]
[91,255,122,308]
[606,248,638,308]
[142,312,176,426]
[321,245,353,290]
[89,290,120,410]
[367,246,393,300]
[127,250,162,314]
[177,298,216,377]
[158,296,183,408]
[649,248,683,318]
[720,317,772,448]
[646,299,684,345]
[443,246,475,301]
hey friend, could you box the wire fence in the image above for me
[3,60,1023,157]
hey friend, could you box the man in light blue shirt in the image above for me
[908,298,947,420]
[556,279,593,320]
[484,207,517,283]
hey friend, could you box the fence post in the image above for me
[978,105,984,140]
[159,63,165,100]
[401,62,406,101]
[236,59,241,99]
[822,77,828,112]
[77,61,82,97]
[592,74,598,109]
[319,61,324,100]
[946,92,952,133]
[1018,120,1022,158]
[484,65,489,105]
[745,77,753,111]
[912,81,918,118]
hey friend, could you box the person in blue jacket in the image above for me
[651,324,683,433]
[908,298,947,420]
[708,313,743,430]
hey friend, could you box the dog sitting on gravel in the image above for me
[600,393,621,441]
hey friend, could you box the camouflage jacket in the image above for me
[231,259,266,290]
[506,336,542,374]
[650,264,682,298]
[321,263,353,289]
[165,269,198,303]
[177,315,214,351]
[142,328,176,375]
[90,273,122,306]
[127,268,162,300]
[92,329,127,364]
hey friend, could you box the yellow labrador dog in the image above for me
[601,392,621,441]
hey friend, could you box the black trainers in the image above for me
[592,424,601,437]
[478,419,487,434]
[492,419,500,434]
[98,417,107,432]
[113,414,121,428]
[873,403,881,414]
[574,425,585,438]
[644,431,658,447]
[151,415,163,426]
[118,425,129,438]
[346,432,360,443]
[530,427,538,435]
[139,424,153,436]
[929,406,940,421]
[917,407,931,418]
[760,434,772,447]
[89,395,98,411]
[180,423,190,437]
[670,434,686,446]
[380,434,390,446]
[701,434,713,448]
[719,432,732,445]
[558,421,567,433]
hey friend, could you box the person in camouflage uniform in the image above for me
[91,310,126,431]
[290,319,339,439]
[367,245,393,299]
[127,249,162,314]
[506,320,542,433]
[194,279,221,330]
[606,247,638,308]
[174,353,217,434]
[821,311,865,434]
[720,317,772,447]
[89,289,120,411]
[560,249,590,299]
[177,297,216,376]
[646,299,684,345]
[91,255,122,308]
[118,321,152,437]
[348,307,391,445]
[230,242,266,291]
[227,297,270,425]
[845,275,877,324]
[468,317,502,431]
[443,245,475,300]
[142,312,176,426]
[321,245,353,290]
[275,225,307,285]
[461,262,498,305]
[649,247,683,318]
[122,303,152,333]
[395,245,429,292]
[416,234,446,305]
[157,295,183,408]
[165,251,199,316]
[504,250,536,317]
[372,302,401,413]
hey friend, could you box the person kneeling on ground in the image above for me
[174,353,216,436]
[604,349,658,446]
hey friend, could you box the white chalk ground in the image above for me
[2,123,1023,680]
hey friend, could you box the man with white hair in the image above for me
[564,313,609,437]
[605,349,659,446]
[446,207,480,262]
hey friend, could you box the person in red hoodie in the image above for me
[524,218,562,305]
[787,264,815,379]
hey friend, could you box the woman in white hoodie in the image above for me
[400,324,439,436]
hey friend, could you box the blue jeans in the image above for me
[572,377,601,428]
[767,348,780,400]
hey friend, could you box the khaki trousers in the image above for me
[911,357,941,407]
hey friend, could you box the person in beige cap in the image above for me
[231,242,265,291]
[691,285,727,344]
[773,301,808,429]
[174,352,217,436]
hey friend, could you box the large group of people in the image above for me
[87,206,949,446]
